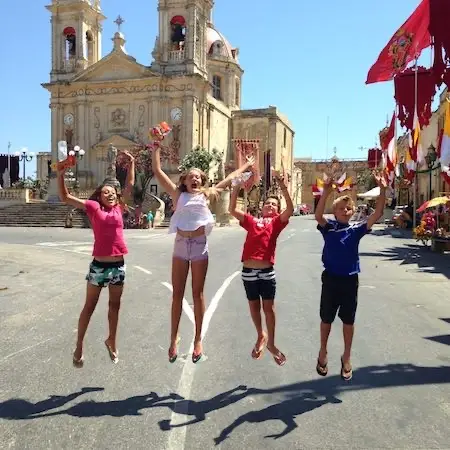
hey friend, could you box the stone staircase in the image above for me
[0,203,90,228]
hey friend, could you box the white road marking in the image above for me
[164,272,239,450]
[279,232,296,243]
[36,241,92,247]
[1,337,56,363]
[127,234,165,240]
[133,265,152,275]
[161,282,195,324]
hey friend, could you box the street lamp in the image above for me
[68,145,85,187]
[14,148,34,182]
[424,144,437,200]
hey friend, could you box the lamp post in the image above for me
[68,145,85,187]
[424,144,437,200]
[14,148,34,182]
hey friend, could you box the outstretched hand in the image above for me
[322,173,334,191]
[121,150,134,162]
[373,171,388,189]
[245,154,255,167]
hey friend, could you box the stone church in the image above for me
[38,0,295,199]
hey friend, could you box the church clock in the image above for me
[170,107,182,121]
[64,113,74,126]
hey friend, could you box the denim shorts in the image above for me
[173,235,208,261]
[86,259,126,287]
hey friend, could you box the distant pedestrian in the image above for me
[314,172,387,381]
[229,170,293,366]
[147,210,154,228]
[57,151,135,368]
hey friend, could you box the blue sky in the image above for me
[0,0,436,177]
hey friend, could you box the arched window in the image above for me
[63,27,76,59]
[170,16,186,50]
[212,75,222,100]
[86,31,94,64]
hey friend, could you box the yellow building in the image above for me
[39,0,294,199]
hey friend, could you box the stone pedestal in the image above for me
[46,173,61,203]
[216,189,232,226]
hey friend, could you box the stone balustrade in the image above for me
[0,188,31,206]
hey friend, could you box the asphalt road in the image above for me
[1,217,450,449]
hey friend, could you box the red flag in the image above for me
[366,0,431,84]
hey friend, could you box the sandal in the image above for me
[316,358,328,377]
[251,335,267,360]
[192,351,203,364]
[271,351,286,367]
[104,341,119,364]
[168,337,181,363]
[72,352,84,369]
[340,357,352,381]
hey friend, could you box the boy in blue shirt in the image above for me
[315,174,386,381]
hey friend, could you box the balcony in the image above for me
[168,49,185,62]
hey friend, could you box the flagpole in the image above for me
[7,141,11,188]
[412,58,418,230]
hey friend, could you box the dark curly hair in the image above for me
[89,182,125,208]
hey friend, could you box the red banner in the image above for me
[234,139,260,191]
[368,148,382,169]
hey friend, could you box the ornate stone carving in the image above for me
[93,106,100,128]
[62,84,194,98]
[138,104,145,127]
[170,124,181,154]
[110,108,127,129]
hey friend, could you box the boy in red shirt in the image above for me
[229,171,293,366]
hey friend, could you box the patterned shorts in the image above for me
[86,259,126,287]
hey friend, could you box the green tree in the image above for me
[356,168,377,192]
[178,146,223,174]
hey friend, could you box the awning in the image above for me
[357,186,380,199]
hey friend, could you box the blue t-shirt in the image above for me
[317,220,371,276]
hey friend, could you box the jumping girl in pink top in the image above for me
[57,151,135,368]
[152,144,254,363]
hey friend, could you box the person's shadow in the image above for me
[214,392,342,444]
[0,387,104,420]
[156,385,252,430]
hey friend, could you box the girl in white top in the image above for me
[152,144,254,363]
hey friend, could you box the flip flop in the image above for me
[168,337,181,363]
[251,336,267,360]
[316,356,328,376]
[72,352,84,369]
[192,352,203,364]
[271,351,286,367]
[340,357,353,381]
[104,341,119,364]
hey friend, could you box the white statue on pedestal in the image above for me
[2,168,10,189]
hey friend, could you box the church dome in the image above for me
[207,25,237,60]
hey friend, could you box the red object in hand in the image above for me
[149,121,172,142]
[51,155,76,171]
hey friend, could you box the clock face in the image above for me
[170,107,182,121]
[64,114,74,126]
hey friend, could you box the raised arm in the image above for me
[315,179,333,227]
[273,171,294,223]
[151,144,177,197]
[121,151,135,197]
[367,173,387,229]
[229,184,246,222]
[215,155,255,190]
[57,168,86,210]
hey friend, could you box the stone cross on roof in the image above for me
[114,15,124,32]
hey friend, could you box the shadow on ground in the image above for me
[425,318,450,347]
[360,243,450,279]
[1,363,449,444]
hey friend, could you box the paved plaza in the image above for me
[1,217,450,449]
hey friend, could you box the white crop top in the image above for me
[169,192,215,235]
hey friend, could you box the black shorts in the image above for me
[320,270,358,325]
[242,267,276,301]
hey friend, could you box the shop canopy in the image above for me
[357,186,380,199]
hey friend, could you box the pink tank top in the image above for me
[84,200,128,257]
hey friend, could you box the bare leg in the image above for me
[248,300,267,356]
[74,283,102,359]
[170,257,189,358]
[319,321,332,364]
[263,300,285,365]
[342,324,354,367]
[191,258,208,358]
[105,284,124,354]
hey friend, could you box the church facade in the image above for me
[39,0,295,197]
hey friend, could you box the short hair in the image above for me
[264,196,281,212]
[332,195,355,210]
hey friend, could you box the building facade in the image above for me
[39,0,294,198]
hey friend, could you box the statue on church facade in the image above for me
[103,144,121,190]
[2,168,10,189]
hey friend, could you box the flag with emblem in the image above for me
[366,0,431,84]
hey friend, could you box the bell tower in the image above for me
[152,0,213,76]
[46,0,105,81]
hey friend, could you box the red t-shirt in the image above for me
[240,214,288,264]
[84,200,128,257]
